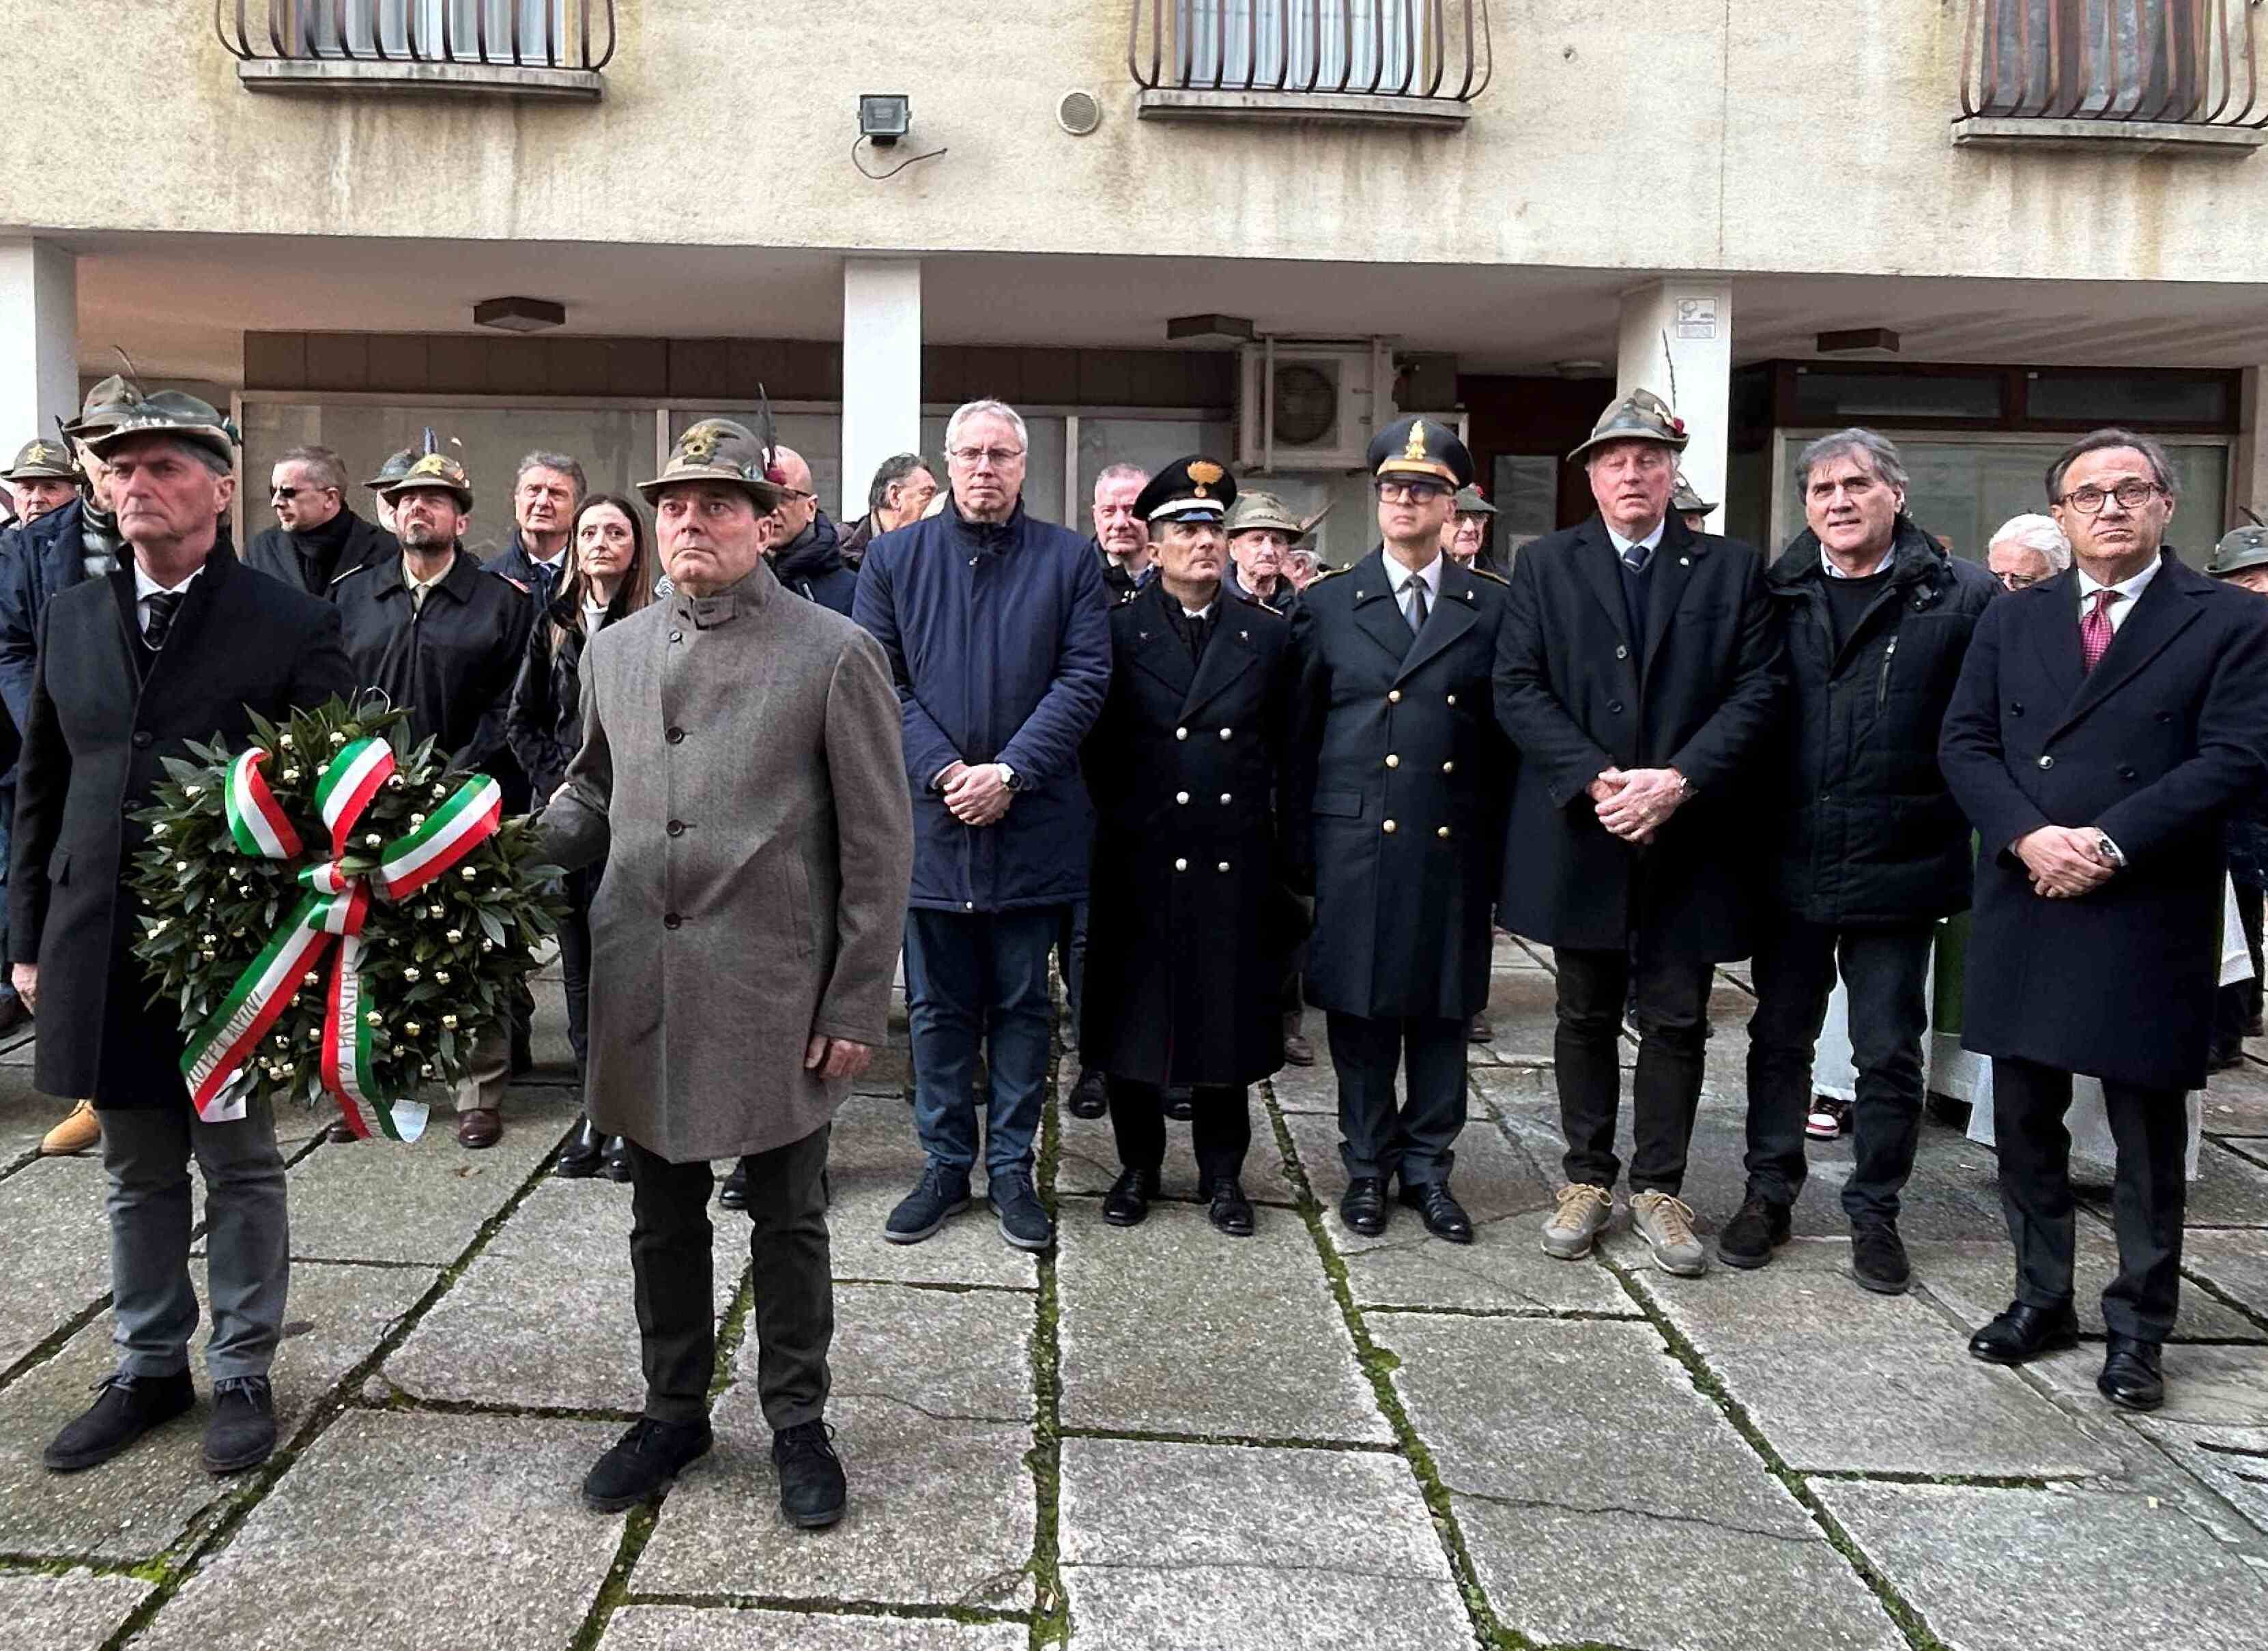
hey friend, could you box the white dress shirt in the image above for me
[1605,519,1667,568]
[132,562,202,639]
[2075,556,2162,637]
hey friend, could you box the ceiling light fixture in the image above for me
[1815,327,1901,355]
[474,296,566,333]
[1166,313,1257,345]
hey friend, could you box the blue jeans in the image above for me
[904,904,1061,1179]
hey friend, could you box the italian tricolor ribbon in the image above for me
[180,737,503,1141]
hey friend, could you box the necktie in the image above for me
[143,590,183,649]
[2080,588,2120,672]
[532,561,558,606]
[1622,541,1653,575]
[1406,575,1430,635]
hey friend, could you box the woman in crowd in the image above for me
[508,492,655,1179]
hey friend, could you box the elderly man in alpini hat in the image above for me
[540,417,913,1529]
[1670,474,1716,534]
[1496,389,1783,1279]
[3,437,81,528]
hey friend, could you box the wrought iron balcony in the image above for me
[218,1,614,100]
[1956,0,2267,150]
[1129,0,1491,128]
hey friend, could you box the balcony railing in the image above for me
[1129,0,1491,126]
[1958,0,2266,134]
[218,1,614,100]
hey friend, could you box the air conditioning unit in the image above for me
[1237,340,1394,472]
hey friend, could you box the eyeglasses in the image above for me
[1376,480,1452,504]
[270,485,309,500]
[2056,480,2162,515]
[1995,571,2041,592]
[948,446,1024,469]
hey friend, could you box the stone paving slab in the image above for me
[1918,1229,2266,1343]
[0,1261,434,1562]
[1266,1059,1337,1116]
[0,1157,114,1375]
[130,1411,622,1651]
[1056,1198,1389,1444]
[601,1607,1029,1651]
[1622,1236,2124,1477]
[1469,966,1562,1063]
[824,1093,1036,1292]
[385,1177,744,1412]
[637,1279,1035,1610]
[2219,1136,2268,1175]
[2026,1340,2268,1427]
[1281,1112,1632,1316]
[283,1100,573,1265]
[1053,1075,1295,1205]
[2205,1063,2268,1135]
[1377,1315,1899,1651]
[0,1571,152,1651]
[1820,1481,2268,1651]
[2084,1138,2268,1229]
[1058,1437,1472,1651]
[2185,1228,2268,1327]
[2131,1420,2268,1536]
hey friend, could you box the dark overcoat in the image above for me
[1080,582,1296,1086]
[241,508,395,597]
[6,549,353,1105]
[1286,549,1514,1020]
[1492,513,1784,960]
[1940,551,2268,1092]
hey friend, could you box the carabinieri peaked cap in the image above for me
[1133,456,1239,524]
[1368,416,1474,490]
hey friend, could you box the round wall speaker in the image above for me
[1058,89,1103,137]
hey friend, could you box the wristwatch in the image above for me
[998,762,1024,792]
[2093,829,2127,870]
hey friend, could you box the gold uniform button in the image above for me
[1174,857,1188,872]
[1437,826,1451,839]
[1175,791,1190,805]
[1175,726,1188,741]
[1386,755,1399,769]
[1217,861,1231,873]
[1388,690,1401,704]
[1442,760,1455,774]
[1382,819,1398,834]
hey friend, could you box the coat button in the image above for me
[1441,760,1454,774]
[669,631,684,644]
[2037,755,2054,771]
[1616,644,1629,660]
[132,730,154,749]
[1219,792,1232,805]
[1175,726,1188,741]
[2120,766,2138,781]
[1446,693,1456,706]
[1437,826,1450,839]
[1217,861,1231,873]
[663,913,683,930]
[2010,702,2024,716]
[1218,727,1232,741]
[1388,690,1401,704]
[1609,700,1624,714]
[1176,791,1190,805]
[2157,710,2172,723]
[1174,857,1188,872]
[1382,819,1397,834]
[666,727,685,744]
[667,820,687,837]
[1386,754,1400,769]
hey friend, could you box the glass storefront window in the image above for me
[1792,369,2005,423]
[1073,418,1237,530]
[2023,372,2233,428]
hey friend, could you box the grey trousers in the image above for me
[100,1098,289,1381]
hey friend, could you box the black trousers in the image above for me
[1553,943,1713,1196]
[2211,878,2264,1059]
[1744,917,1935,1222]
[1324,1012,1467,1186]
[1106,1077,1251,1185]
[1992,1058,2187,1343]
[557,866,597,1069]
[627,1123,833,1429]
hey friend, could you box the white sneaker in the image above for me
[1540,1183,1615,1259]
[1629,1191,1707,1277]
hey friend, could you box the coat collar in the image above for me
[670,555,779,630]
[2047,548,2205,739]
[107,537,238,679]
[1767,515,1942,594]
[372,545,487,607]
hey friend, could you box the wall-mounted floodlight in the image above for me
[859,94,913,147]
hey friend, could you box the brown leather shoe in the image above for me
[455,1108,502,1149]
[40,1100,100,1157]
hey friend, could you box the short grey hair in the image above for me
[1795,428,1909,496]
[275,444,347,494]
[2045,428,2177,502]
[515,450,588,498]
[865,453,934,514]
[167,437,233,479]
[1988,512,2072,573]
[1093,462,1149,496]
[944,399,1029,456]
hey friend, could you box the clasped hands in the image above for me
[938,760,1013,827]
[2013,824,2117,900]
[1590,766,1686,845]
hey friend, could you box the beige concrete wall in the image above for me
[1,1,2258,283]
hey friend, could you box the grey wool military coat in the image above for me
[541,559,914,1162]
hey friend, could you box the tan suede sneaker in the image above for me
[1540,1182,1615,1260]
[1629,1191,1708,1277]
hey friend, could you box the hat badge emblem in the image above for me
[1188,459,1224,497]
[678,425,722,463]
[1403,420,1430,462]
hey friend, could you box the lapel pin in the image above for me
[1239,629,1249,640]
[1679,556,1691,566]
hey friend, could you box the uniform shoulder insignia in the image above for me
[496,574,530,594]
[1116,586,1141,604]
[1309,565,1350,583]
[1468,565,1510,586]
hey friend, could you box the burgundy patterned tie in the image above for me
[2080,588,2120,673]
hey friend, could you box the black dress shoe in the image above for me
[1340,1176,1389,1237]
[43,1369,195,1474]
[1400,1181,1474,1244]
[1163,1087,1194,1121]
[1102,1166,1160,1227]
[717,1163,749,1210]
[203,1375,277,1475]
[1968,1300,2081,1366]
[582,1417,713,1512]
[1202,1177,1255,1238]
[2097,1334,2165,1411]
[773,1419,848,1529]
[601,1136,633,1183]
[555,1117,605,1179]
[1067,1068,1108,1120]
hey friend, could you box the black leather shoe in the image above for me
[1163,1087,1194,1121]
[773,1419,848,1529]
[1102,1166,1160,1227]
[1202,1177,1255,1238]
[555,1117,604,1179]
[203,1375,277,1475]
[1067,1068,1108,1120]
[1715,1195,1792,1270]
[2097,1334,2166,1411]
[717,1163,749,1210]
[582,1417,713,1512]
[1340,1176,1389,1237]
[1968,1300,2081,1366]
[1400,1181,1474,1244]
[43,1369,195,1474]
[601,1136,633,1183]
[1850,1220,1912,1295]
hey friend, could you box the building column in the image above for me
[840,258,923,523]
[0,238,78,450]
[2238,367,2268,529]
[1616,279,1732,531]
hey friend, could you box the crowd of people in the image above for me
[3,373,2264,1530]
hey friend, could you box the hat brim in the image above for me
[1147,500,1229,525]
[1226,515,1306,538]
[1374,457,1465,487]
[3,464,80,483]
[83,420,235,465]
[381,479,476,512]
[1566,429,1689,463]
[637,467,787,513]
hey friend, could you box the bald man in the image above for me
[765,446,856,615]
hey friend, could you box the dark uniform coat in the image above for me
[7,549,353,1105]
[332,548,535,808]
[1080,580,1296,1086]
[241,507,395,598]
[1287,548,1514,1020]
[1940,551,2268,1092]
[1493,514,1785,960]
